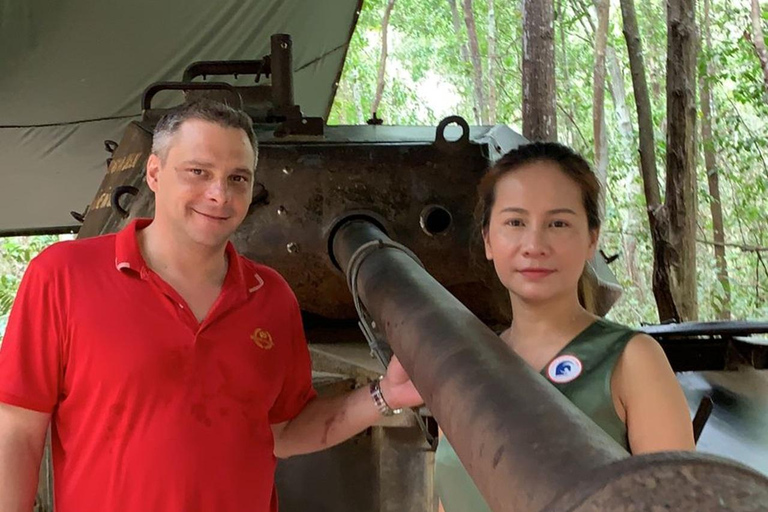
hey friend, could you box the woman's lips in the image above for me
[518,268,556,278]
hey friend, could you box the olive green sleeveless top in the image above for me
[434,318,636,512]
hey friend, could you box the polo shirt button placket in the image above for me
[176,301,199,332]
[176,302,193,331]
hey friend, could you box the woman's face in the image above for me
[483,160,598,305]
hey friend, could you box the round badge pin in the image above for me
[547,355,583,383]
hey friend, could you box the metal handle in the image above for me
[111,185,139,218]
[141,82,243,111]
[183,60,269,82]
[434,115,470,151]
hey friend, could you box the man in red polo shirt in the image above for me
[0,100,422,512]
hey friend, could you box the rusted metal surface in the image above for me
[235,132,508,324]
[76,121,152,239]
[77,119,518,326]
[545,452,768,512]
[142,82,243,112]
[692,395,715,443]
[679,369,768,476]
[275,364,436,512]
[645,320,768,337]
[75,33,527,324]
[276,423,437,512]
[331,219,627,511]
[182,60,270,83]
[330,218,768,512]
[644,321,768,370]
[270,34,295,109]
[375,426,437,512]
[275,429,378,512]
[181,34,324,136]
[68,39,768,511]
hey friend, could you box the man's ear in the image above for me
[146,154,161,193]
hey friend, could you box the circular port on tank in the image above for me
[420,205,452,236]
[326,211,390,271]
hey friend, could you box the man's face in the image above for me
[146,119,255,249]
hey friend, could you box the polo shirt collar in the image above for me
[114,218,151,273]
[114,218,262,300]
[222,238,249,302]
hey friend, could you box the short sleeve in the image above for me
[268,298,317,424]
[0,254,65,413]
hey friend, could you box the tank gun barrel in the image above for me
[331,217,768,512]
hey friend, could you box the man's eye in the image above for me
[189,168,204,175]
[231,175,249,183]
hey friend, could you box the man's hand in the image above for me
[379,355,424,410]
[271,355,424,458]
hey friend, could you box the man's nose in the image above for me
[205,179,230,203]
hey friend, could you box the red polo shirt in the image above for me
[0,219,316,512]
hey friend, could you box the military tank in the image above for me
[45,33,768,512]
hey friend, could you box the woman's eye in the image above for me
[551,220,569,228]
[505,219,524,227]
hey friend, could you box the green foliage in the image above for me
[0,236,59,339]
[330,0,768,326]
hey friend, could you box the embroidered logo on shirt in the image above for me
[250,328,274,350]
[547,355,583,383]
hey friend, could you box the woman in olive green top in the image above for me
[435,142,695,512]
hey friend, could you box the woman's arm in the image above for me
[437,428,446,512]
[613,334,696,454]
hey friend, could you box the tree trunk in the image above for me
[606,46,634,139]
[620,0,679,322]
[621,212,648,307]
[371,0,397,119]
[749,0,768,95]
[522,0,557,141]
[666,0,699,321]
[447,0,480,119]
[573,0,633,142]
[487,0,498,123]
[352,80,366,125]
[462,0,488,124]
[448,0,471,62]
[573,0,633,141]
[593,0,610,213]
[701,0,731,319]
[558,0,575,146]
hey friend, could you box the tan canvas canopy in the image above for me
[0,0,361,235]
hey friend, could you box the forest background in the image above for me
[2,0,768,333]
